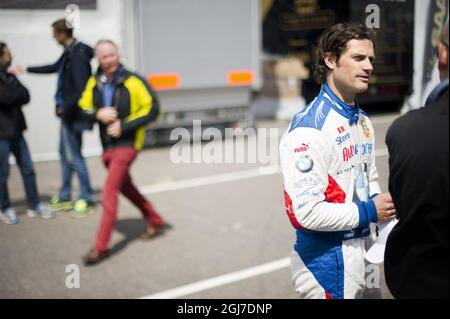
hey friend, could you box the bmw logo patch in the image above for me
[296,155,314,173]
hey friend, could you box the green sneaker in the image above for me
[49,195,73,212]
[70,199,96,219]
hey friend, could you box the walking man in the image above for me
[78,40,167,265]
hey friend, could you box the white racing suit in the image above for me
[279,84,380,299]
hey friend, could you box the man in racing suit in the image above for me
[279,23,396,299]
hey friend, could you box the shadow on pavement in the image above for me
[109,218,172,257]
[109,218,147,255]
[10,189,103,211]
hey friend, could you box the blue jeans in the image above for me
[59,121,93,202]
[0,135,40,211]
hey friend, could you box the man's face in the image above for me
[52,30,66,46]
[326,39,375,98]
[0,46,12,69]
[96,43,120,76]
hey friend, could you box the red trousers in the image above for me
[95,147,164,251]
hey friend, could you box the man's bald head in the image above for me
[95,39,120,79]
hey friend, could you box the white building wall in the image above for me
[0,0,130,161]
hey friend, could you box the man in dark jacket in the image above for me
[384,18,449,299]
[11,19,94,218]
[0,42,55,224]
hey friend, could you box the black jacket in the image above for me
[384,88,449,299]
[78,66,160,151]
[0,70,30,139]
[27,40,93,131]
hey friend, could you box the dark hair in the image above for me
[313,23,376,84]
[0,42,7,57]
[52,18,73,37]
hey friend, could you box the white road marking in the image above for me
[139,166,280,195]
[138,148,389,299]
[139,257,291,299]
[140,148,388,195]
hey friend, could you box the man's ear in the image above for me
[324,53,336,70]
[437,43,448,71]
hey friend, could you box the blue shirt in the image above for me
[101,67,123,107]
[102,79,115,107]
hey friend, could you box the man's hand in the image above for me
[96,107,118,125]
[56,106,63,117]
[107,119,122,138]
[373,193,397,222]
[8,65,27,76]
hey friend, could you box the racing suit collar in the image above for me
[321,83,361,125]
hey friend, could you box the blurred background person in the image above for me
[0,42,54,224]
[78,40,168,265]
[384,17,449,299]
[10,19,95,218]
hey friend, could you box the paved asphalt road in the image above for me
[0,113,400,299]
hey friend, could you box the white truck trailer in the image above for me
[130,0,262,145]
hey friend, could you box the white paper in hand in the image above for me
[365,219,398,264]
